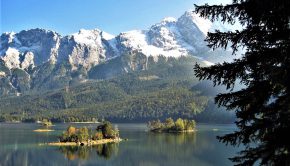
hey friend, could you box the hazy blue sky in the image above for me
[1,0,230,35]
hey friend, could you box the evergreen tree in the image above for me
[194,0,290,165]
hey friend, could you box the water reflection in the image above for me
[96,143,119,159]
[117,132,199,166]
[148,132,197,145]
[0,123,238,166]
[58,143,119,160]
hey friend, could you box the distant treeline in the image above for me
[0,56,235,123]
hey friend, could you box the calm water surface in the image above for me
[0,123,239,166]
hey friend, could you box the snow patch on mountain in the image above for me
[72,29,103,46]
[0,71,6,77]
[119,30,186,58]
[1,10,219,72]
[117,11,212,59]
[185,12,212,35]
[1,47,35,69]
[101,31,115,40]
[22,52,35,68]
[49,36,60,64]
[2,47,21,69]
[7,32,16,44]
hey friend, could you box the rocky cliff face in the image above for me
[0,28,116,70]
[0,11,227,96]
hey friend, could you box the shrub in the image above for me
[185,120,196,130]
[103,121,117,138]
[78,127,89,142]
[175,118,185,131]
[67,126,76,136]
[164,118,175,130]
[147,119,163,132]
[94,132,104,140]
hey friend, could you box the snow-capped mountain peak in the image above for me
[0,10,236,96]
[72,29,102,46]
[100,31,115,40]
[178,11,212,35]
[116,11,211,59]
[0,10,217,71]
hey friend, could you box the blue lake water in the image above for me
[0,123,240,166]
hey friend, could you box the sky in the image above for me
[1,0,230,36]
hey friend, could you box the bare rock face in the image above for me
[0,11,225,96]
[0,11,213,72]
[0,28,115,71]
[67,29,106,70]
[1,29,61,66]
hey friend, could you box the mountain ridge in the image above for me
[0,11,214,71]
[0,11,224,96]
[0,10,235,123]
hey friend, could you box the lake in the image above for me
[0,123,239,166]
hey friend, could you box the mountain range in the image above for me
[0,11,234,122]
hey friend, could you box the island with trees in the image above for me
[33,119,55,132]
[41,119,53,127]
[147,118,196,133]
[46,121,121,146]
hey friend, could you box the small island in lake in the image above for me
[40,119,53,127]
[147,118,196,133]
[34,119,54,132]
[33,129,54,132]
[46,121,121,146]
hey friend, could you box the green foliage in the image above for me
[67,126,76,136]
[59,123,119,143]
[58,146,89,160]
[77,127,89,142]
[42,119,52,126]
[93,132,103,140]
[0,78,212,122]
[98,121,119,139]
[194,0,290,165]
[184,120,196,131]
[95,144,118,159]
[164,118,175,129]
[147,119,163,132]
[58,144,118,160]
[103,122,114,138]
[60,126,89,142]
[174,118,185,131]
[148,118,196,132]
[0,56,234,123]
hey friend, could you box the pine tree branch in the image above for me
[194,0,290,165]
[194,3,246,25]
[194,60,248,89]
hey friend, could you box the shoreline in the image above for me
[69,121,100,124]
[150,129,196,133]
[167,129,196,133]
[41,138,122,146]
[33,129,55,132]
